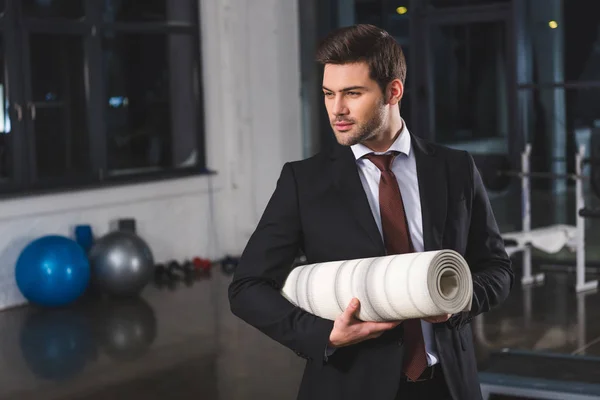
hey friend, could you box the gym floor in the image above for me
[0,186,598,400]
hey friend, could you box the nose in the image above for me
[332,95,348,117]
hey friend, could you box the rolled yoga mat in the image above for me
[281,250,473,322]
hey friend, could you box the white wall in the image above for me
[0,0,303,311]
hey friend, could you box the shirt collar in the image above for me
[350,118,411,161]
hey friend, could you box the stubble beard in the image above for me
[333,102,388,147]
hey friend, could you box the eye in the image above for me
[323,92,334,98]
[347,91,361,97]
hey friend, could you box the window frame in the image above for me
[0,0,208,199]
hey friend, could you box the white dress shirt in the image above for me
[349,119,439,366]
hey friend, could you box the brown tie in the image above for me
[364,152,428,382]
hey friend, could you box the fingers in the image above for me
[370,322,401,331]
[339,298,403,333]
[331,314,402,347]
[365,332,383,340]
[365,324,396,337]
[423,314,451,324]
[362,320,402,334]
[340,298,360,324]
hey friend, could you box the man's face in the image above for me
[322,62,388,147]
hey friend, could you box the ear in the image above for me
[386,79,404,105]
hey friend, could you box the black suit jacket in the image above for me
[228,133,514,400]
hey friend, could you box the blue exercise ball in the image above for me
[15,235,91,307]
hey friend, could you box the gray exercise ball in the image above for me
[89,231,154,297]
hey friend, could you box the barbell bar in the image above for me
[497,170,585,181]
[579,208,600,219]
[474,129,600,199]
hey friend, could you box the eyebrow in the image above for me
[322,86,368,92]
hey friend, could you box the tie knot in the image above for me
[364,152,398,172]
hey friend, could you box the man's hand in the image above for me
[422,314,451,324]
[328,298,402,348]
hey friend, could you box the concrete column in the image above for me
[168,0,198,167]
[528,0,566,194]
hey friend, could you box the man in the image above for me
[228,24,513,400]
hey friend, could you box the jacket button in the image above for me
[295,350,308,359]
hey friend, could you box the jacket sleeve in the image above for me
[228,162,335,364]
[449,152,514,329]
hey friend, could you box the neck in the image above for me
[363,112,404,153]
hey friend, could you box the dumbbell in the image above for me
[180,260,197,274]
[192,257,212,272]
[154,263,181,290]
[221,256,238,275]
[154,263,169,282]
[168,260,193,279]
[177,260,198,286]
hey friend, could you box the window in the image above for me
[0,0,205,196]
[353,0,411,126]
[515,0,600,188]
[429,21,509,151]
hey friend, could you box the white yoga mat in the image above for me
[281,250,473,322]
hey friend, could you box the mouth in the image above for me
[334,122,354,131]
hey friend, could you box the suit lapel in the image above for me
[412,134,447,251]
[330,144,386,254]
[328,133,447,254]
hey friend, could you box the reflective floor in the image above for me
[0,186,599,400]
[0,270,307,400]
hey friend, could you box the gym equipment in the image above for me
[15,235,91,307]
[186,259,199,272]
[579,207,600,219]
[479,349,600,400]
[88,231,154,297]
[96,297,157,362]
[166,260,197,286]
[162,260,194,279]
[20,308,95,381]
[153,258,212,290]
[74,225,94,253]
[117,218,137,233]
[179,262,197,287]
[179,260,196,275]
[167,260,185,278]
[183,259,212,279]
[503,225,577,255]
[154,263,167,277]
[221,256,238,275]
[473,132,600,200]
[281,250,472,322]
[154,274,178,291]
[592,129,600,199]
[501,144,598,293]
[192,257,212,272]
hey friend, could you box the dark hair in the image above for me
[315,24,406,95]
